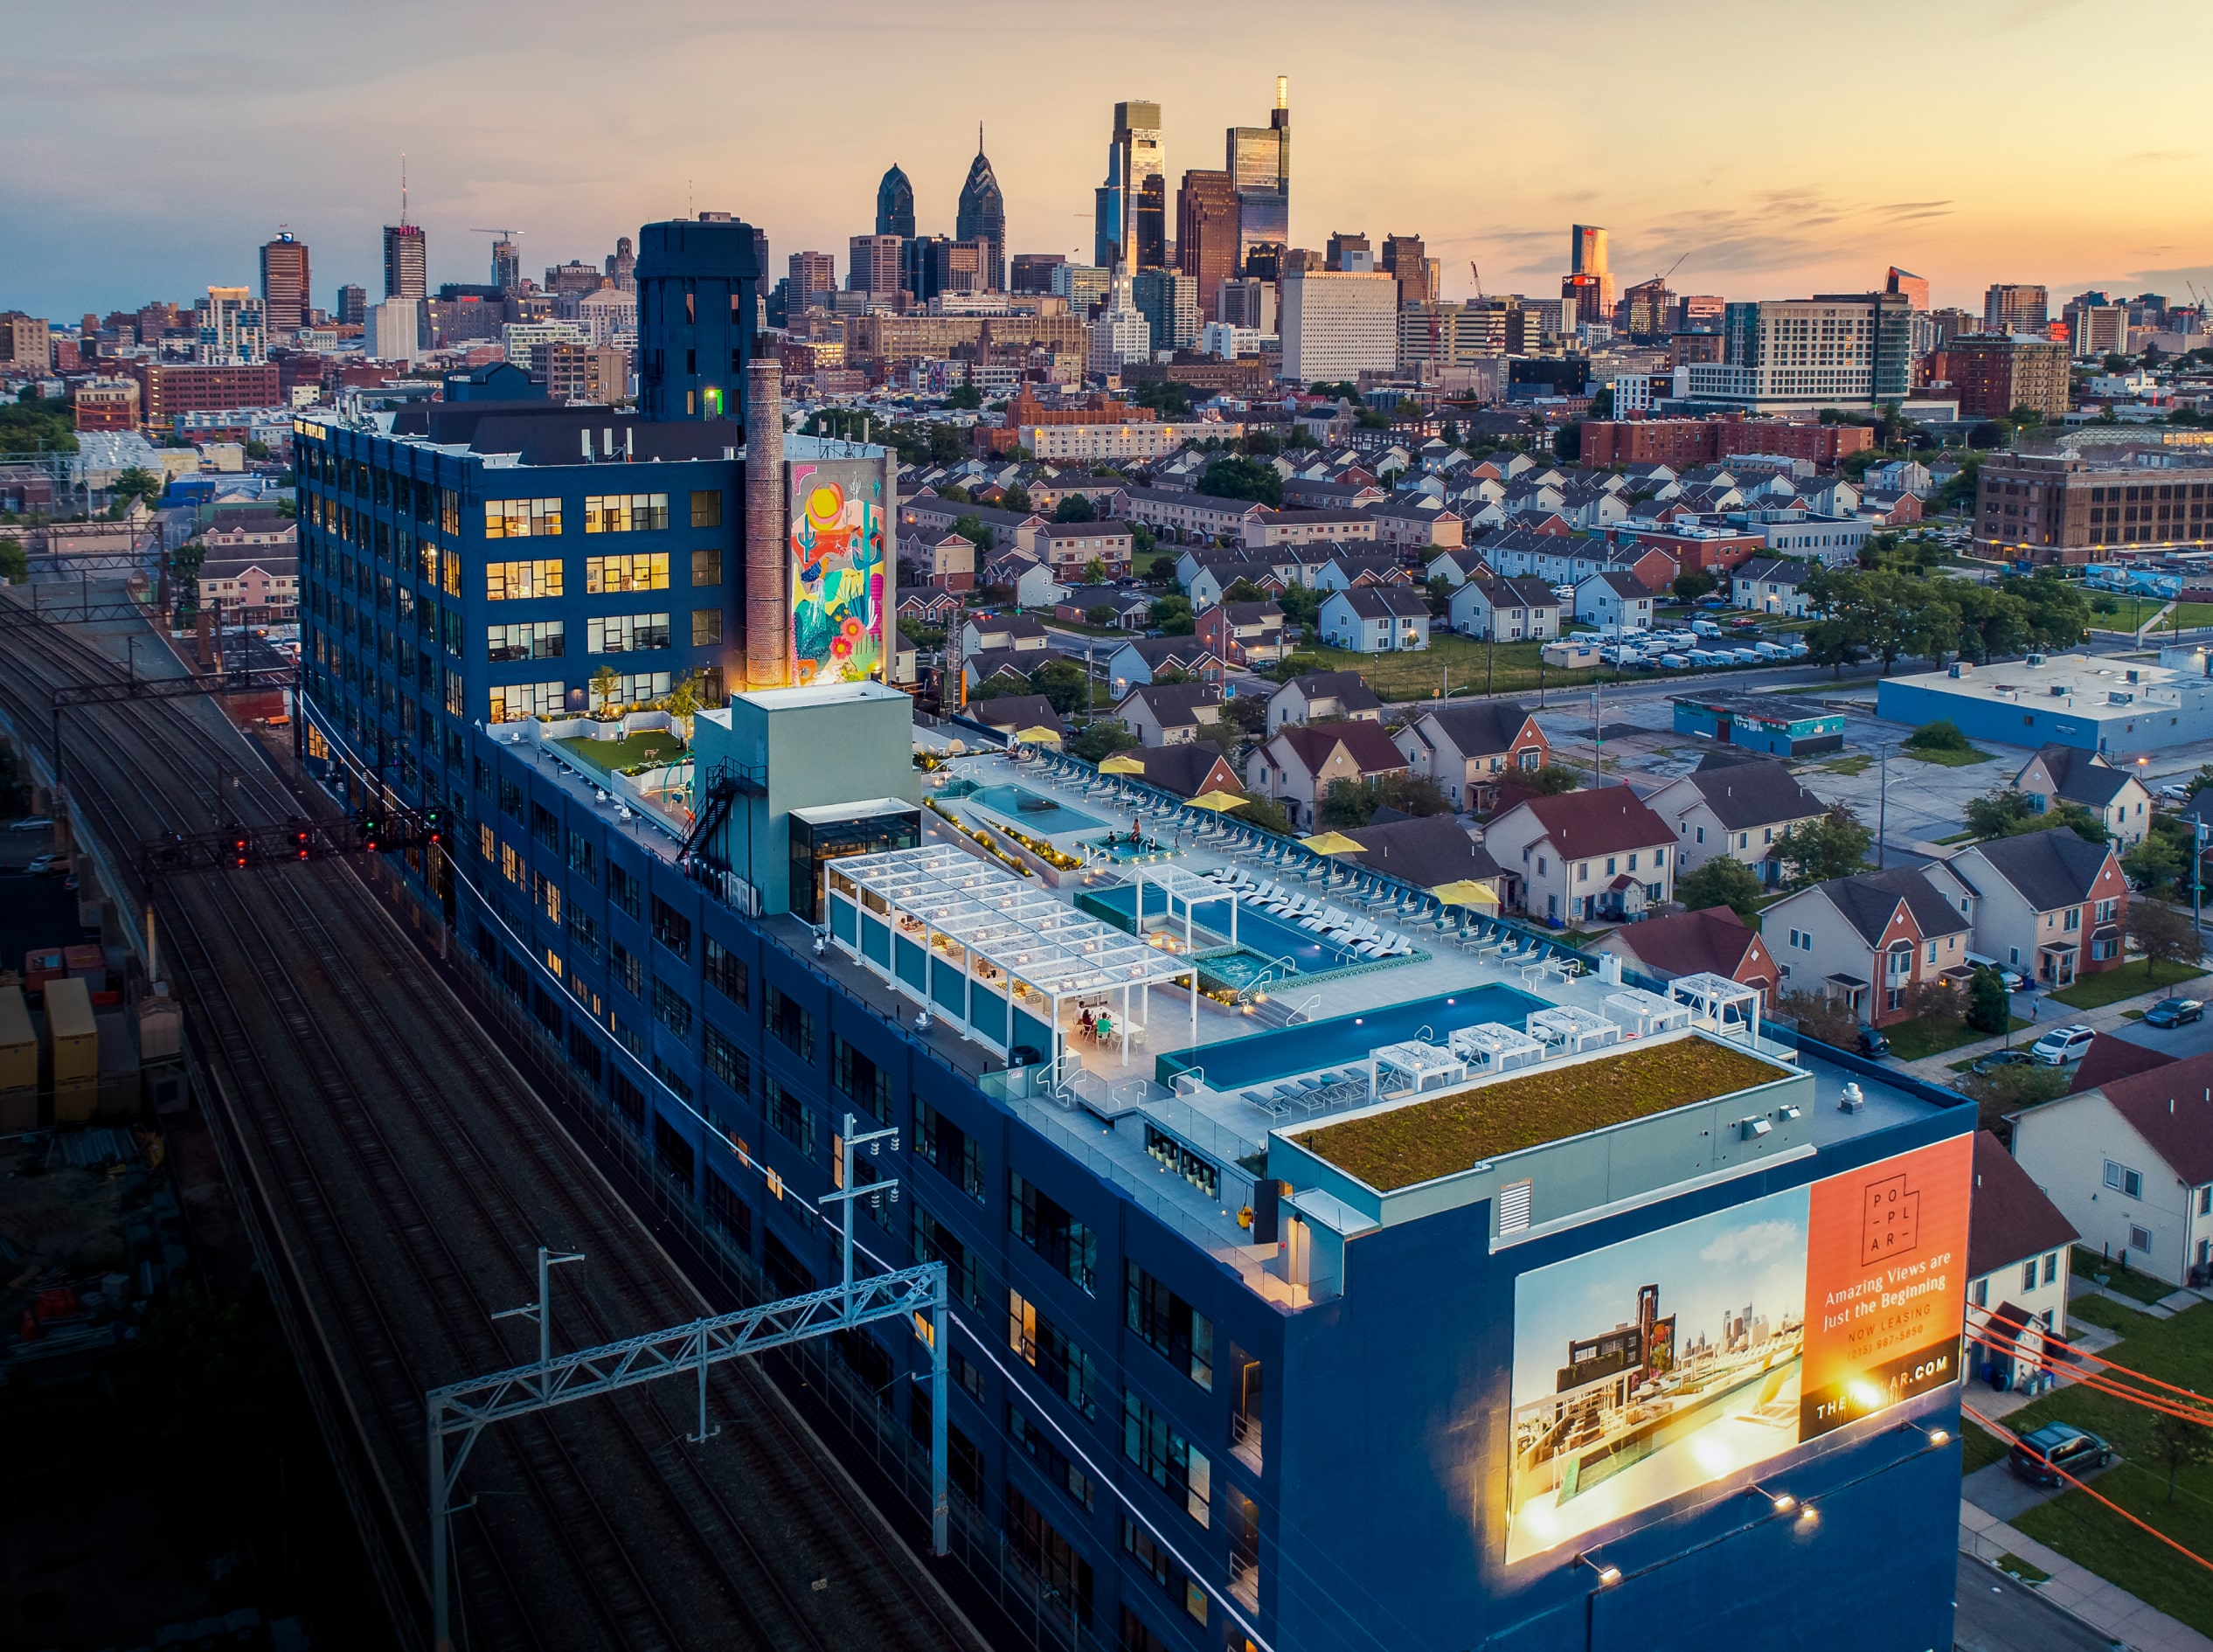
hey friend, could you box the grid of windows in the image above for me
[766,1074,819,1156]
[586,553,670,593]
[1009,1403,1095,1511]
[690,547,722,585]
[608,670,671,706]
[832,1036,891,1121]
[917,1101,984,1200]
[690,490,723,529]
[651,896,691,959]
[704,1025,749,1092]
[1008,1488,1094,1627]
[1010,1171,1098,1295]
[651,978,692,1037]
[1122,1390,1211,1527]
[489,681,565,723]
[912,1208,984,1307]
[488,621,565,662]
[583,493,669,533]
[1121,1517,1205,1626]
[485,498,563,538]
[704,936,748,1004]
[611,941,643,998]
[588,613,672,654]
[765,982,815,1060]
[608,864,642,918]
[1007,1288,1098,1419]
[487,559,564,600]
[1125,1262,1214,1391]
[691,609,723,647]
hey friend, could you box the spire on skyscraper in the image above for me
[955,130,1006,292]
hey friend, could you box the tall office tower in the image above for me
[607,234,636,292]
[491,238,523,294]
[876,163,916,240]
[1621,277,1673,340]
[383,223,427,302]
[1216,276,1276,335]
[1984,283,2049,334]
[1227,76,1291,271]
[1009,253,1065,295]
[259,230,310,334]
[1050,263,1109,313]
[850,234,906,296]
[788,251,837,309]
[336,284,367,327]
[931,239,988,297]
[1325,231,1371,272]
[955,130,1006,291]
[1133,269,1201,351]
[1093,101,1166,272]
[545,260,604,297]
[194,286,267,364]
[1569,223,1613,313]
[1560,272,1603,333]
[1176,169,1238,318]
[1885,267,1930,310]
[1380,233,1431,306]
[634,215,764,423]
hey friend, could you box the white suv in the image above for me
[2028,1025,2097,1065]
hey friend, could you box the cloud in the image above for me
[1699,1219,1803,1270]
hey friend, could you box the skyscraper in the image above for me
[1227,76,1292,271]
[1176,169,1238,318]
[607,235,637,293]
[490,238,522,295]
[1984,283,2049,334]
[1381,233,1432,306]
[1009,253,1066,296]
[336,284,367,327]
[383,223,427,302]
[259,230,310,334]
[634,215,764,422]
[850,235,905,297]
[1570,225,1613,313]
[1326,231,1372,272]
[876,163,916,240]
[1885,267,1930,311]
[195,286,267,364]
[788,251,836,308]
[954,130,1006,293]
[1094,101,1165,272]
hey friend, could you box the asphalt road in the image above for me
[1952,1551,2120,1652]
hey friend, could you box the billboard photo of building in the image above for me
[788,458,888,685]
[1506,1137,1969,1564]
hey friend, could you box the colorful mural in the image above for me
[788,458,888,685]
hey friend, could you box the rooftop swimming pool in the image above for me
[1157,983,1550,1092]
[961,783,1112,840]
[1080,884,1373,978]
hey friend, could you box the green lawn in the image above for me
[1933,829,1980,845]
[2071,1246,2176,1306]
[1960,1419,2009,1475]
[1285,635,1601,702]
[2164,601,2213,630]
[2007,1296,2213,1636]
[1899,743,1997,767]
[554,731,687,775]
[2046,958,2209,1010]
[1883,1013,2029,1062]
[1819,754,1873,776]
[1994,1551,2052,1584]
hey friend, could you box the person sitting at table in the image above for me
[1094,1011,1113,1040]
[1079,1007,1096,1037]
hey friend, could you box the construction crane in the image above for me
[1468,260,1483,300]
[471,227,526,289]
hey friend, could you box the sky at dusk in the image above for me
[5,0,2210,321]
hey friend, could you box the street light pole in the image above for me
[1877,743,1890,869]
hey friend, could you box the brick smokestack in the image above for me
[744,357,787,689]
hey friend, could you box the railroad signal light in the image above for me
[230,832,250,869]
[294,826,312,861]
[423,805,447,845]
[359,811,384,853]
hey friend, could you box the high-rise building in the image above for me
[1094,101,1166,272]
[1559,272,1603,333]
[850,235,906,297]
[634,214,765,422]
[1397,300,1508,370]
[1175,170,1239,319]
[2063,298,2127,359]
[1216,277,1276,335]
[607,235,636,293]
[336,284,367,328]
[0,312,48,371]
[1621,277,1673,341]
[1009,253,1065,296]
[259,231,310,334]
[1326,231,1372,273]
[1984,284,2049,334]
[932,240,988,297]
[1570,224,1613,312]
[366,296,420,364]
[954,130,1006,292]
[491,238,523,295]
[545,260,604,297]
[1381,233,1431,306]
[1939,334,2069,420]
[1280,269,1397,384]
[383,223,427,302]
[1885,267,1931,310]
[1051,263,1109,314]
[195,286,267,364]
[876,163,917,240]
[1086,260,1153,377]
[1134,269,1201,352]
[1227,76,1292,271]
[1683,291,1914,413]
[543,342,628,404]
[788,251,837,309]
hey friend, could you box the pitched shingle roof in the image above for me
[1273,719,1411,780]
[1118,682,1221,728]
[1342,814,1502,887]
[1602,906,1772,983]
[1966,828,2114,913]
[1967,1131,2078,1280]
[1510,786,1674,857]
[1422,701,1537,759]
[1280,670,1381,713]
[2026,746,2134,810]
[1814,866,1972,947]
[2085,1054,2213,1183]
[1679,756,1826,831]
[1330,586,1431,620]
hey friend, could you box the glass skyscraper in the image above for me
[1227,77,1290,272]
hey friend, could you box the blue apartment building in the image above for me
[293,226,1973,1652]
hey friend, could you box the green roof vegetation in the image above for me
[554,731,686,776]
[1292,1039,1786,1192]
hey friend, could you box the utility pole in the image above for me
[1590,686,1602,788]
[1877,743,1891,868]
[2196,819,2207,937]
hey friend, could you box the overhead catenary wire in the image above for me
[1960,1401,2213,1577]
[1965,1322,2213,1428]
[1967,1308,2213,1411]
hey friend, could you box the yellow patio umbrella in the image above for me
[1429,878,1502,907]
[1098,753,1148,774]
[1187,789,1251,813]
[1014,725,1064,745]
[1298,830,1365,855]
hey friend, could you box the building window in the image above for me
[1007,1487,1094,1627]
[485,497,563,538]
[2129,1224,2154,1254]
[1009,1403,1095,1511]
[690,490,723,529]
[2104,1160,2143,1198]
[1120,1517,1205,1627]
[765,982,815,1060]
[1008,1289,1099,1420]
[486,559,564,600]
[582,493,669,534]
[917,1100,984,1200]
[608,862,642,919]
[2043,1250,2059,1284]
[704,1024,748,1093]
[831,1036,891,1121]
[765,1075,818,1157]
[487,620,565,661]
[650,895,691,960]
[691,547,722,586]
[704,935,747,1005]
[588,613,672,654]
[1121,1390,1211,1528]
[691,608,723,647]
[1009,1170,1097,1295]
[586,552,671,593]
[651,978,691,1038]
[913,1208,984,1307]
[611,941,642,999]
[1125,1262,1213,1390]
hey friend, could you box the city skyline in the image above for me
[5,0,2210,318]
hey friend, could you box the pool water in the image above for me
[967,784,1111,840]
[1082,885,1368,975]
[1158,983,1550,1092]
[1198,949,1281,992]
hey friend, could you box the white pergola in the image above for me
[826,844,1195,1071]
[1368,1038,1469,1101]
[1526,1004,1621,1056]
[1669,972,1765,1049]
[1449,1022,1549,1075]
[1604,987,1693,1039]
[1131,865,1245,954]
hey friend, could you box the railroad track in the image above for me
[0,599,986,1652]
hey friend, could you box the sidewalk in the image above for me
[1960,1503,2213,1652]
[1894,992,2161,1088]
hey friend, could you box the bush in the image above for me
[1779,989,1859,1048]
[1906,719,1970,753]
[1674,856,1765,921]
[1966,966,2011,1035]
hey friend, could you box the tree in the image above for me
[950,514,993,552]
[1232,794,1295,836]
[1274,584,1321,628]
[1675,856,1766,921]
[1031,658,1093,715]
[2122,831,2183,896]
[1318,780,1381,829]
[112,465,163,507]
[1905,719,1969,753]
[1084,556,1107,586]
[1966,965,2011,1035]
[1519,765,1585,797]
[1001,483,1031,512]
[1552,421,1582,462]
[1085,604,1115,628]
[946,382,982,410]
[1901,977,1965,1027]
[2000,566,2091,650]
[1773,808,1872,888]
[897,615,945,649]
[1148,594,1194,635]
[1672,570,1717,602]
[591,664,620,718]
[1956,1062,2068,1139]
[2128,899,2203,984]
[1220,577,1270,604]
[1964,788,2106,845]
[0,536,24,585]
[1778,989,1860,1049]
[1197,455,1282,507]
[1064,720,1138,764]
[2153,1406,2213,1505]
[1370,774,1453,818]
[1054,492,1098,523]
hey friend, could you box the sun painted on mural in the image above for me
[788,460,887,685]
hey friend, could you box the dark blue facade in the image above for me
[634,217,766,426]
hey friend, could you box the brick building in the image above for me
[1933,336,2070,421]
[1579,415,1874,469]
[131,361,283,427]
[73,377,142,432]
[1972,453,2213,558]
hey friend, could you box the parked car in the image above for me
[1970,1049,2036,1076]
[1856,1025,1890,1059]
[1728,616,1761,631]
[2029,1024,2098,1065]
[2008,1422,2111,1487]
[7,816,52,832]
[24,854,69,876]
[2143,997,2205,1028]
[1965,953,2033,993]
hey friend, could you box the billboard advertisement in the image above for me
[788,458,888,686]
[1504,1136,1970,1563]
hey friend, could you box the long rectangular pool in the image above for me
[1156,983,1551,1092]
[965,783,1111,839]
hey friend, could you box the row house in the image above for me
[1448,575,1562,642]
[1193,599,1287,667]
[1644,755,1827,887]
[1244,719,1411,829]
[1763,865,1974,1026]
[1318,585,1432,653]
[1391,702,1550,812]
[1120,484,1268,545]
[1482,786,1677,926]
